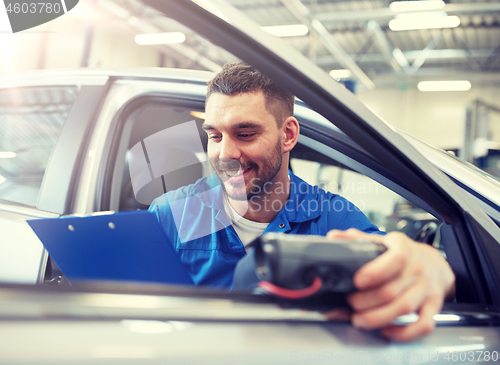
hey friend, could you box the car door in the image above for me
[127,0,500,355]
[0,74,108,284]
[142,0,500,307]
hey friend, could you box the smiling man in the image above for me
[149,62,455,342]
[202,79,295,225]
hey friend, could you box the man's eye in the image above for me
[209,135,221,140]
[239,134,255,138]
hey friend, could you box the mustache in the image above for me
[211,158,254,171]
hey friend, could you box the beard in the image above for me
[212,138,283,202]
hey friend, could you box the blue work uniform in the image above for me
[148,172,380,288]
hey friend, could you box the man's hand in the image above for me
[326,228,456,343]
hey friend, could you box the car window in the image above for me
[110,101,209,212]
[0,86,79,206]
[290,158,398,229]
[106,97,443,250]
[290,145,441,250]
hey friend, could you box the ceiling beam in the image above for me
[408,35,443,74]
[280,0,375,90]
[315,48,499,65]
[315,2,500,24]
[168,44,222,72]
[366,20,408,73]
[368,70,500,89]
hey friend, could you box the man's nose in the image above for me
[218,136,241,160]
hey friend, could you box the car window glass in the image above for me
[290,148,442,250]
[111,99,443,250]
[0,86,79,206]
[290,158,398,228]
[115,103,208,212]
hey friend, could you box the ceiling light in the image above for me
[260,24,309,37]
[190,111,206,119]
[0,152,16,158]
[134,32,186,45]
[394,11,447,20]
[390,0,445,13]
[418,80,471,92]
[389,15,460,31]
[329,69,352,80]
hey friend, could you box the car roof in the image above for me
[0,68,215,87]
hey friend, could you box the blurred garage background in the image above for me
[1,0,499,174]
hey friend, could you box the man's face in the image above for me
[203,91,284,201]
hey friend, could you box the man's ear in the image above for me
[282,116,300,153]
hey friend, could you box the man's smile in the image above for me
[222,166,252,183]
[213,158,255,184]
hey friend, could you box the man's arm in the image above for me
[326,228,456,343]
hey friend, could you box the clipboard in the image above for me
[28,210,194,286]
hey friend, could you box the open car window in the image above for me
[108,100,209,212]
[104,93,443,256]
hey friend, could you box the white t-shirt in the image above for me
[227,175,289,252]
[227,203,268,253]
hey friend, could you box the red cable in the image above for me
[258,277,323,299]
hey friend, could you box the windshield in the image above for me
[402,132,500,208]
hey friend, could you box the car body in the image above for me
[1,0,500,362]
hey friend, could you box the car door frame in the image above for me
[143,0,500,306]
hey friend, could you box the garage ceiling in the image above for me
[104,0,500,90]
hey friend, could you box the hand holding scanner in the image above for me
[253,233,386,298]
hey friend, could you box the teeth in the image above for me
[226,170,243,177]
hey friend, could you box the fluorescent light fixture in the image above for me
[135,32,186,45]
[418,80,471,92]
[190,111,206,119]
[329,69,352,80]
[394,11,447,20]
[390,0,445,13]
[389,15,460,31]
[0,152,16,158]
[260,24,309,37]
[0,175,5,185]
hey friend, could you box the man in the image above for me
[149,61,455,342]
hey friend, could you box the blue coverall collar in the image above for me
[190,172,324,225]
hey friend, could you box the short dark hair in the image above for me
[207,61,295,127]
